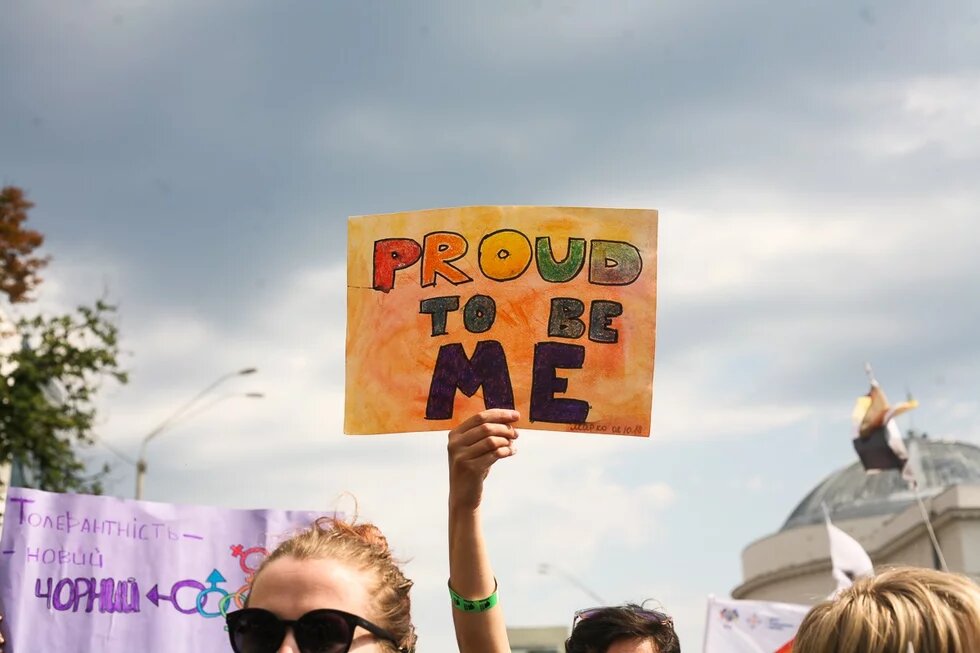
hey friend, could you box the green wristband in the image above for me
[449,578,499,612]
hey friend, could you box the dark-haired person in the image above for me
[447,409,680,653]
[566,605,679,653]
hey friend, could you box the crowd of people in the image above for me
[219,408,980,653]
[2,409,978,652]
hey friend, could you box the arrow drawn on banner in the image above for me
[146,580,206,614]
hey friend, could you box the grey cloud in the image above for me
[5,1,979,325]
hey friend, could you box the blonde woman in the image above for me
[224,516,416,653]
[794,566,980,653]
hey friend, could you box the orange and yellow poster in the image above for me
[345,206,658,436]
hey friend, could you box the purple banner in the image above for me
[0,488,322,652]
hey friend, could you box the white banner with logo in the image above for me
[703,596,810,652]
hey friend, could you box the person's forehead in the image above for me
[249,556,376,619]
[605,637,658,653]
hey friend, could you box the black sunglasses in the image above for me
[226,607,406,653]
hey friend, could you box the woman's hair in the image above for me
[794,566,980,653]
[250,515,416,652]
[565,604,681,653]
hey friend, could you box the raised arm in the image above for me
[447,408,520,653]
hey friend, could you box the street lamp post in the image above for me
[134,367,259,500]
[539,562,607,605]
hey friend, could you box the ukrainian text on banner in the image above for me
[0,488,320,652]
[346,205,658,436]
[703,596,810,653]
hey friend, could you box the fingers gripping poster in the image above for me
[0,488,320,652]
[345,206,658,436]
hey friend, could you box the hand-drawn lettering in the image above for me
[35,577,53,608]
[76,577,97,613]
[11,496,36,524]
[478,230,532,281]
[347,206,658,436]
[373,238,422,292]
[536,237,586,283]
[530,342,590,424]
[98,577,140,613]
[589,240,642,285]
[425,341,515,420]
[53,578,77,610]
[419,296,460,336]
[548,298,586,339]
[34,575,138,614]
[589,300,623,344]
[462,295,496,334]
[421,232,472,288]
[126,578,141,613]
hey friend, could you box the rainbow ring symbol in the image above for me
[217,588,249,616]
[196,569,231,619]
[230,545,269,576]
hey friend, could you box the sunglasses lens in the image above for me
[295,611,356,653]
[574,606,670,628]
[229,609,285,653]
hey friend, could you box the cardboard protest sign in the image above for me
[0,488,320,652]
[346,206,658,436]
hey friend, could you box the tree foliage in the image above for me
[0,186,48,303]
[0,186,127,493]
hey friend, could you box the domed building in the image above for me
[733,435,980,603]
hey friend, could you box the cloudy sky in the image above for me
[3,0,980,648]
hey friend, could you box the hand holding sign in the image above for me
[448,409,520,513]
[447,409,519,653]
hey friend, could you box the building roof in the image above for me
[782,438,980,530]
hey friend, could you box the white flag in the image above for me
[703,596,809,653]
[825,516,874,592]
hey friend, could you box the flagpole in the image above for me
[911,482,949,572]
[864,362,876,385]
[702,595,713,653]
